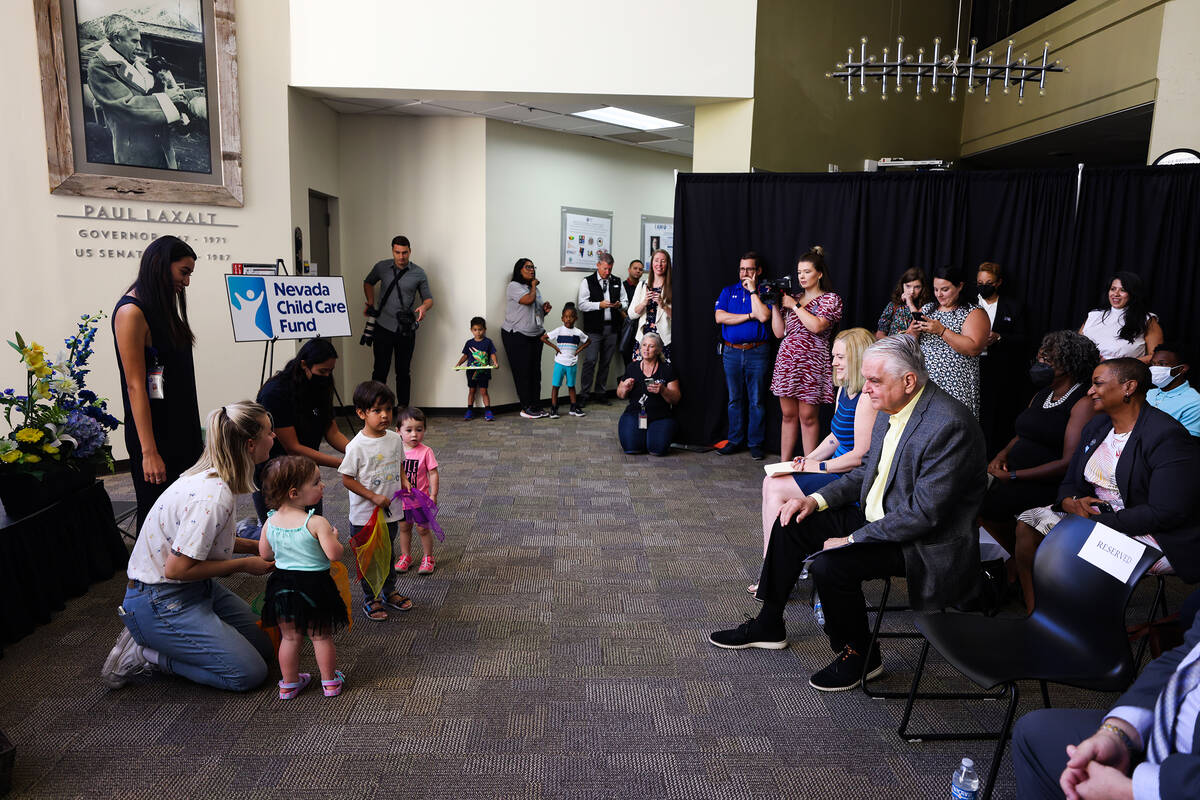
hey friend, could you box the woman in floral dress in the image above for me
[770,246,843,461]
[906,264,990,418]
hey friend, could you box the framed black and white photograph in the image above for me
[34,0,243,206]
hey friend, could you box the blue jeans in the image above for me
[618,412,676,456]
[120,579,272,691]
[722,344,769,448]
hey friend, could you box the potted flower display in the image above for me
[0,312,121,519]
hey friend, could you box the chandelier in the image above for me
[827,37,1066,103]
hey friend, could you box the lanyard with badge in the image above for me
[146,346,165,400]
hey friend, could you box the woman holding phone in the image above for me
[907,264,990,418]
[627,249,673,361]
[616,333,680,456]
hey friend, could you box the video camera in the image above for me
[757,275,800,306]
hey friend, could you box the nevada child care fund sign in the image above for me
[225,274,351,341]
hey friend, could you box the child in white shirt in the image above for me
[541,302,590,419]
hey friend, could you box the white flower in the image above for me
[41,422,76,451]
[53,350,73,375]
[51,376,79,395]
[0,439,15,455]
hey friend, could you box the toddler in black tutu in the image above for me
[259,455,349,698]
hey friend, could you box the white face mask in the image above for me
[1149,365,1181,389]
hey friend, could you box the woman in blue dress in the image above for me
[751,328,878,592]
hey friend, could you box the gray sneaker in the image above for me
[101,627,154,689]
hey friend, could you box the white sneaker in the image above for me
[101,627,154,689]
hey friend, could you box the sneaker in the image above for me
[519,408,538,419]
[708,618,787,650]
[394,554,413,572]
[569,405,586,417]
[101,628,154,689]
[484,409,495,422]
[418,555,436,575]
[464,409,475,421]
[808,645,883,692]
[548,405,560,419]
[749,446,765,461]
[716,442,744,456]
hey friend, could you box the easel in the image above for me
[255,258,287,390]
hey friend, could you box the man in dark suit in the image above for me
[1013,607,1200,799]
[86,14,190,169]
[976,262,1030,456]
[576,253,627,405]
[710,335,987,691]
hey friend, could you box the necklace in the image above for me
[1043,383,1081,409]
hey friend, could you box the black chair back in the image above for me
[1030,515,1162,688]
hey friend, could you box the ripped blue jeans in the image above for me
[121,579,272,691]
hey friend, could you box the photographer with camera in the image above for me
[714,253,772,459]
[362,236,433,408]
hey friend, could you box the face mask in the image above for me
[1150,365,1180,389]
[1028,363,1055,388]
[978,284,997,300]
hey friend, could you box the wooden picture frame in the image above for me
[34,0,243,207]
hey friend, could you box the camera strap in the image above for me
[374,267,404,316]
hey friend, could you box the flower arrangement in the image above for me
[0,312,121,474]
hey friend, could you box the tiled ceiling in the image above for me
[312,95,695,158]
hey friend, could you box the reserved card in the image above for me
[1077,522,1146,583]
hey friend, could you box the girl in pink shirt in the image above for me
[395,407,440,575]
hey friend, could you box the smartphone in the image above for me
[910,311,927,322]
[1093,502,1114,514]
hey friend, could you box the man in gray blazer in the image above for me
[710,335,986,692]
[1013,601,1200,799]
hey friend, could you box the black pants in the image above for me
[580,325,617,398]
[130,454,179,534]
[502,328,543,411]
[372,324,416,407]
[760,506,906,654]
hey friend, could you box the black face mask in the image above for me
[1029,363,1056,388]
[978,284,998,300]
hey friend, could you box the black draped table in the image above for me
[0,481,128,654]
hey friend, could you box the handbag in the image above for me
[618,316,638,355]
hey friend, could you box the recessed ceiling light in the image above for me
[571,107,682,131]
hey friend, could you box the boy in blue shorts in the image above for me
[541,303,589,419]
[455,316,498,420]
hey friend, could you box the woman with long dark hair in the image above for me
[253,337,350,521]
[502,258,553,419]
[1079,271,1162,362]
[874,267,930,339]
[907,264,990,418]
[113,235,204,531]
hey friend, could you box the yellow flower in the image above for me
[0,450,19,463]
[23,454,40,463]
[34,364,53,379]
[15,427,44,443]
[42,444,59,454]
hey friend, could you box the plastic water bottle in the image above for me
[813,593,825,626]
[951,758,980,799]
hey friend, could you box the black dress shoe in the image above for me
[592,393,612,406]
[716,442,744,456]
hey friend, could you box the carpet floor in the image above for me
[0,403,1183,799]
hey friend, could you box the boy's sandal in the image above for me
[322,670,346,697]
[384,592,413,611]
[362,599,388,621]
[278,672,312,700]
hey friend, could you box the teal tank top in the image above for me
[266,509,330,571]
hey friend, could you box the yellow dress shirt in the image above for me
[812,385,925,522]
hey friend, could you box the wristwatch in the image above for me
[1008,469,1017,482]
[847,533,856,544]
[819,461,827,472]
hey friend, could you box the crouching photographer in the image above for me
[363,235,433,407]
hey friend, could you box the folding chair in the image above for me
[112,501,138,543]
[894,515,1162,800]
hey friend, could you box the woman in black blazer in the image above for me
[976,262,1030,456]
[1012,357,1200,613]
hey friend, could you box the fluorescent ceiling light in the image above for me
[572,107,682,131]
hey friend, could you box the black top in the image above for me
[256,372,333,460]
[1006,386,1082,470]
[580,272,624,333]
[621,360,677,422]
[112,295,203,477]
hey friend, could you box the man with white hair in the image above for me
[86,13,189,168]
[710,335,987,692]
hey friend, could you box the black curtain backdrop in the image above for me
[672,166,1200,449]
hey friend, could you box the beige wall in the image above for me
[484,122,688,406]
[749,0,964,172]
[1148,0,1200,161]
[692,100,755,172]
[335,115,489,411]
[960,0,1166,157]
[1,1,294,461]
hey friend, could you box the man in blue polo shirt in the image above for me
[714,252,772,459]
[1148,342,1200,436]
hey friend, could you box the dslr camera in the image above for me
[757,274,800,306]
[395,309,418,336]
[359,307,379,346]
